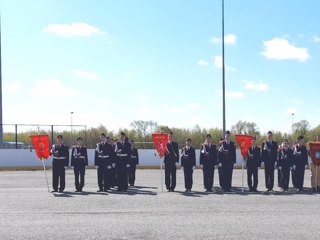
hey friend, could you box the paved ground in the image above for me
[0,169,319,240]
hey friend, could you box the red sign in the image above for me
[152,133,169,159]
[235,134,253,159]
[30,135,51,160]
[309,142,320,166]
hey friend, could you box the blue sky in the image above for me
[1,0,320,134]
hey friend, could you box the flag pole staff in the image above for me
[41,157,50,193]
[242,157,245,192]
[159,126,164,192]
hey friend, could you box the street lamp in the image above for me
[222,0,226,135]
[71,111,74,144]
[291,113,294,145]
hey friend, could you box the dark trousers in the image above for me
[295,166,305,190]
[277,169,282,187]
[247,166,258,190]
[264,165,275,190]
[110,166,117,187]
[221,164,233,191]
[52,163,65,191]
[280,167,290,190]
[128,164,137,185]
[183,167,193,190]
[291,169,297,188]
[202,165,214,190]
[116,158,128,191]
[218,166,223,188]
[97,164,108,190]
[165,163,176,190]
[74,163,85,191]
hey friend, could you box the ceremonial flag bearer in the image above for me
[164,131,179,192]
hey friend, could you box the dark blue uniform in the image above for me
[246,146,261,191]
[200,143,218,191]
[128,147,139,186]
[218,140,236,192]
[293,145,308,191]
[181,146,196,191]
[261,140,278,191]
[51,144,69,192]
[71,145,88,192]
[277,147,293,191]
[164,141,179,191]
[94,142,114,191]
[115,141,131,191]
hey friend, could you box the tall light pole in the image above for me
[291,113,294,145]
[0,16,3,142]
[222,0,226,135]
[71,111,74,144]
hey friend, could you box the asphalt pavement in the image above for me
[0,169,319,240]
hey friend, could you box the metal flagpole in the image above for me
[316,164,318,191]
[242,158,244,192]
[160,156,164,192]
[41,158,50,193]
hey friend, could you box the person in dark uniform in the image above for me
[218,131,236,192]
[164,131,179,192]
[277,139,293,192]
[115,132,131,192]
[50,135,69,193]
[94,133,114,192]
[199,134,218,192]
[128,140,139,186]
[292,136,309,192]
[181,138,196,192]
[71,137,88,192]
[246,136,261,192]
[261,131,278,192]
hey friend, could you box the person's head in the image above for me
[168,131,173,141]
[106,136,112,144]
[225,130,231,140]
[100,133,107,142]
[120,132,126,141]
[282,139,289,149]
[76,137,83,146]
[297,136,304,145]
[251,136,256,146]
[186,138,192,147]
[56,135,63,144]
[205,134,212,144]
[267,131,273,141]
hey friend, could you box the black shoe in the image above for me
[58,190,64,193]
[51,190,58,193]
[129,184,134,187]
[97,189,103,192]
[253,189,258,192]
[75,189,80,192]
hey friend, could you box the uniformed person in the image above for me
[71,137,88,192]
[292,136,308,192]
[50,135,69,193]
[246,136,261,192]
[199,134,218,192]
[164,131,179,192]
[277,139,293,192]
[94,133,114,192]
[180,138,196,192]
[261,131,278,192]
[128,140,139,187]
[115,132,131,192]
[218,131,236,192]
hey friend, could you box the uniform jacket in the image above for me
[218,140,236,166]
[130,147,139,165]
[181,146,196,168]
[199,143,218,166]
[71,145,88,166]
[164,141,179,165]
[261,140,278,167]
[293,145,308,168]
[246,146,261,168]
[51,144,69,167]
[94,142,114,166]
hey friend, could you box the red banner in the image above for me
[309,142,320,166]
[235,134,253,159]
[30,135,51,160]
[152,133,169,159]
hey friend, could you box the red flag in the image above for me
[30,135,51,160]
[235,134,253,159]
[152,133,169,159]
[309,142,320,166]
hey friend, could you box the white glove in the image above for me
[107,165,112,169]
[112,163,116,168]
[290,167,292,170]
[200,164,203,169]
[293,165,296,170]
[95,166,99,169]
[181,166,184,171]
[257,167,260,170]
[192,166,195,171]
[127,164,130,167]
[175,162,179,166]
[261,162,265,168]
[305,165,308,169]
[233,163,236,168]
[64,166,69,170]
[218,163,222,167]
[278,166,282,170]
[274,162,277,168]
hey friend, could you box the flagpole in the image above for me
[242,157,244,192]
[41,158,50,193]
[160,156,164,192]
[316,164,318,192]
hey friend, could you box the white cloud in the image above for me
[313,35,320,42]
[43,22,105,37]
[261,37,309,62]
[211,34,237,45]
[5,82,22,91]
[216,90,244,98]
[241,80,268,91]
[197,59,209,66]
[190,102,200,110]
[138,106,153,114]
[165,107,185,113]
[31,78,81,96]
[138,95,148,101]
[214,56,236,71]
[286,108,297,114]
[72,69,100,81]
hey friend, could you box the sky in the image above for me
[1,0,320,134]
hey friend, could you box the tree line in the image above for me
[2,120,319,149]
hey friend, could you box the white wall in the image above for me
[0,149,249,167]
